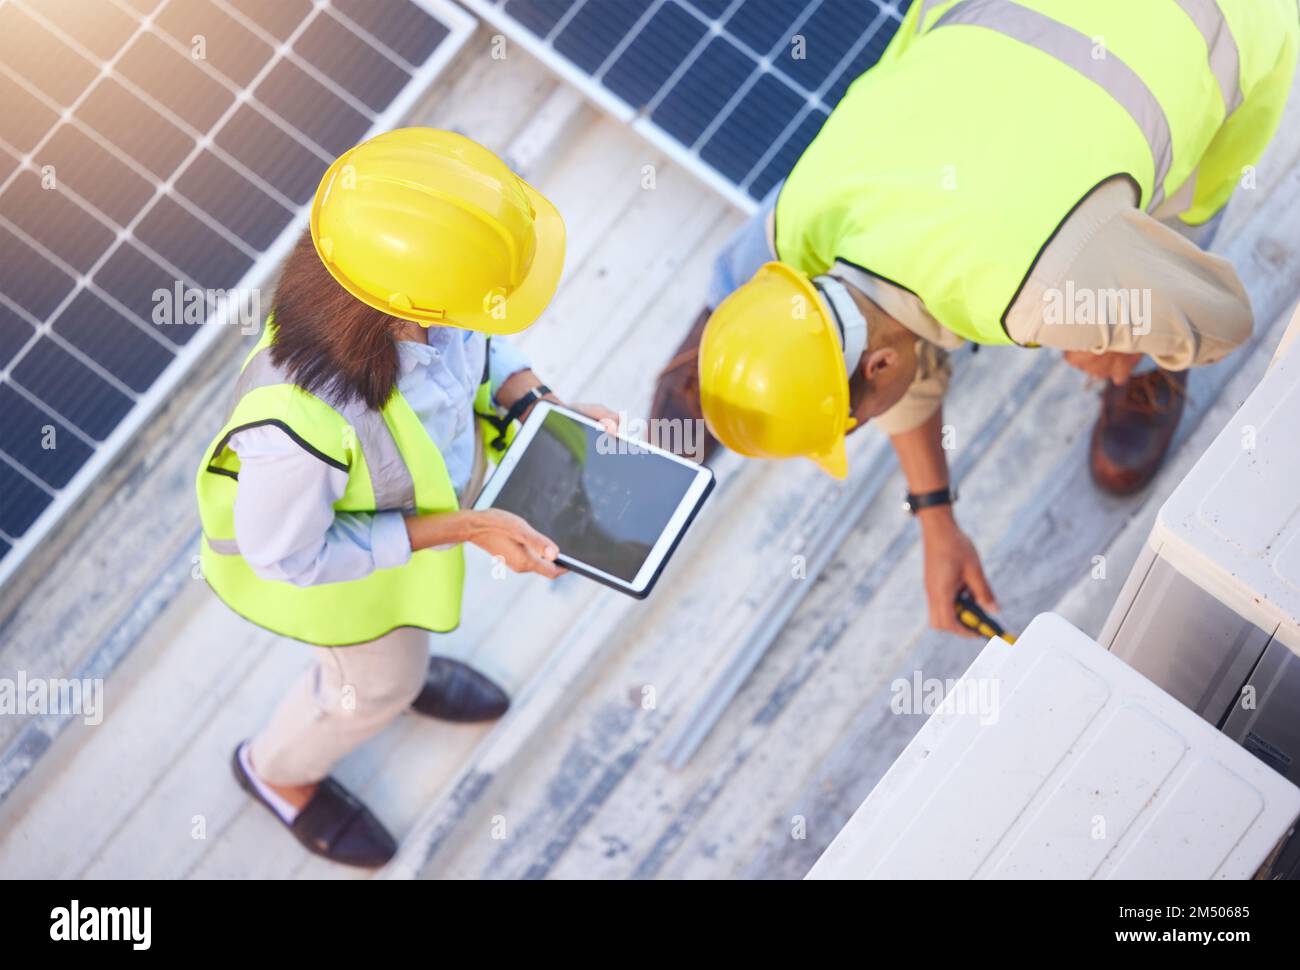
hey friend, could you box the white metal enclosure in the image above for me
[808,614,1300,880]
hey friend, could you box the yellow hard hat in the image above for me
[698,262,859,479]
[310,127,565,334]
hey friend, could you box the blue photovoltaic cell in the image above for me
[683,0,732,18]
[93,241,204,347]
[504,0,577,37]
[332,0,452,66]
[175,150,296,252]
[748,106,828,199]
[154,0,274,88]
[0,458,52,539]
[117,32,235,132]
[652,36,756,149]
[49,291,174,394]
[75,78,196,181]
[0,384,93,490]
[40,125,156,228]
[602,2,708,108]
[0,171,118,274]
[723,0,804,56]
[0,0,465,564]
[479,0,909,201]
[253,60,373,158]
[294,14,413,112]
[700,72,806,184]
[0,303,35,371]
[554,0,646,73]
[214,104,329,205]
[134,196,254,292]
[224,0,313,41]
[10,339,134,443]
[0,224,75,321]
[0,4,98,107]
[776,0,885,91]
[0,74,58,153]
[33,0,139,61]
[824,14,899,105]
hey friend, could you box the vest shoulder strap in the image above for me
[210,340,418,512]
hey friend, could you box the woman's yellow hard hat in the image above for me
[698,262,857,479]
[310,128,565,334]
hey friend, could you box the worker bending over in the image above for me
[196,130,615,867]
[654,0,1297,636]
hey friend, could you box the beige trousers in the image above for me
[249,627,430,786]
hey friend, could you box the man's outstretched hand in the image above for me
[920,512,999,638]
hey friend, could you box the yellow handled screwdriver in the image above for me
[954,590,1017,644]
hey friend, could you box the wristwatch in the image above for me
[902,486,956,515]
[488,384,551,448]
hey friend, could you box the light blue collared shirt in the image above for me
[229,330,531,587]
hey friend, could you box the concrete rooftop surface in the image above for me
[2,22,1300,880]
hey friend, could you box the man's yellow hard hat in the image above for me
[310,127,565,334]
[698,262,859,479]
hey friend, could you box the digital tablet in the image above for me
[473,402,715,599]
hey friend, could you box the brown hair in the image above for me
[268,230,401,410]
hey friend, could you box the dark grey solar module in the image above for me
[0,303,35,371]
[94,241,202,346]
[155,0,274,87]
[41,125,157,227]
[50,290,174,393]
[601,2,706,108]
[174,150,296,251]
[332,0,452,67]
[471,0,908,203]
[0,383,93,490]
[0,0,469,568]
[0,456,53,538]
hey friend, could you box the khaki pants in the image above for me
[249,627,430,786]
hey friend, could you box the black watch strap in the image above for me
[489,384,551,448]
[903,486,956,515]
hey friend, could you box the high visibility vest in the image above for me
[195,322,516,646]
[775,0,1298,345]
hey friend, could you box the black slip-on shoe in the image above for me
[231,743,398,869]
[410,656,510,723]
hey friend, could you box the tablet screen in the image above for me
[489,410,702,583]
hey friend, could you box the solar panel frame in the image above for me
[460,0,908,212]
[0,0,476,591]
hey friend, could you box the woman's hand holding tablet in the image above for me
[473,403,715,598]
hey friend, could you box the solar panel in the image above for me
[0,0,475,585]
[462,0,909,208]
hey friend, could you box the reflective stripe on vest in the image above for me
[206,536,241,555]
[194,323,493,644]
[774,0,1297,345]
[226,344,416,513]
[1176,0,1244,115]
[931,0,1175,212]
[1159,0,1245,219]
[929,0,1244,213]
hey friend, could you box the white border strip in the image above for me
[0,0,477,593]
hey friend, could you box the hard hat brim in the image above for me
[699,262,853,478]
[452,178,566,335]
[810,435,849,480]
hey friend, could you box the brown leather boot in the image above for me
[649,308,720,462]
[1089,368,1188,496]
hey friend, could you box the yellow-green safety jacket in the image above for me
[775,0,1298,345]
[195,322,516,646]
